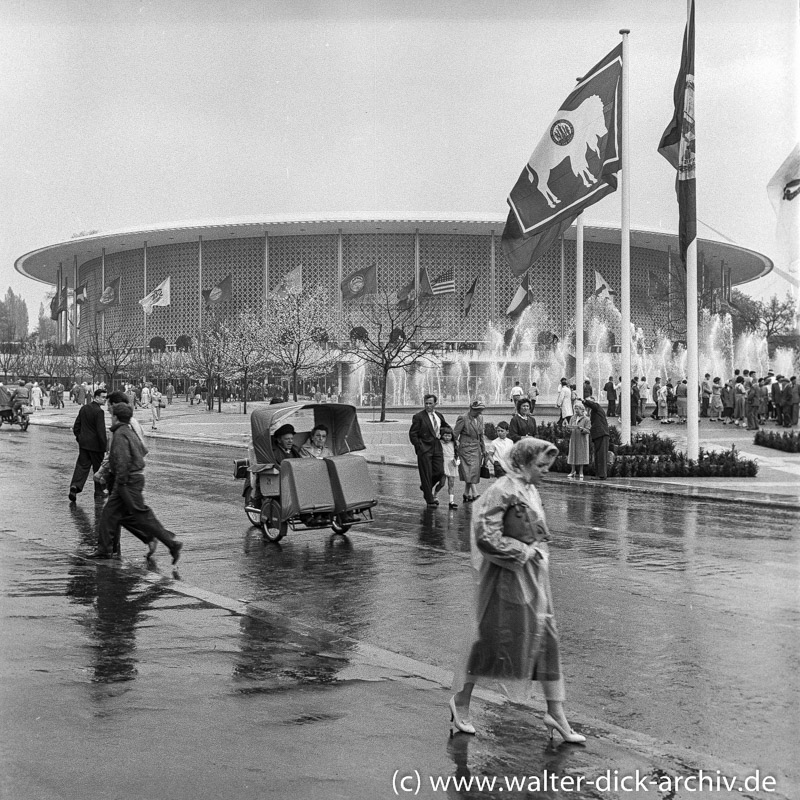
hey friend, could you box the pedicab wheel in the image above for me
[21,419,29,431]
[243,486,262,527]
[330,515,352,535]
[261,499,287,542]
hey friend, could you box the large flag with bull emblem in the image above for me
[502,43,623,278]
[139,276,171,315]
[658,0,695,268]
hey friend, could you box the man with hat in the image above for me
[273,423,302,464]
[87,402,183,562]
[409,394,449,507]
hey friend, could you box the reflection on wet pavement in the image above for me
[1,425,798,796]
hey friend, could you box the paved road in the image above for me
[1,425,797,799]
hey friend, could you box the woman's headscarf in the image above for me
[497,437,558,478]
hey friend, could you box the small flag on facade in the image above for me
[658,0,695,267]
[502,43,623,277]
[49,292,59,320]
[98,277,121,308]
[594,270,617,302]
[75,282,88,305]
[462,275,478,316]
[278,264,303,294]
[139,276,171,315]
[647,270,669,300]
[341,263,378,301]
[506,273,533,317]
[397,269,433,310]
[430,266,455,295]
[202,274,232,305]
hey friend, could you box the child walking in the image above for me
[439,425,460,509]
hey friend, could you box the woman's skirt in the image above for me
[458,436,483,483]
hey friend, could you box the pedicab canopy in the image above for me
[250,403,366,465]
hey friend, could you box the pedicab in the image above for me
[234,402,377,542]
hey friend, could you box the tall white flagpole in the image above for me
[685,0,699,459]
[620,29,631,445]
[575,214,585,394]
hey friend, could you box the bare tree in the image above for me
[185,310,233,412]
[82,320,140,389]
[262,286,344,401]
[344,289,443,421]
[224,307,270,413]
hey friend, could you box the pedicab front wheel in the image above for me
[243,486,262,527]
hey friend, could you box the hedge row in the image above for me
[753,429,800,453]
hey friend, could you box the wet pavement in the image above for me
[1,409,799,799]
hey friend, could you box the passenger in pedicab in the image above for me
[272,423,302,464]
[299,424,334,460]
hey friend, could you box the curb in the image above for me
[28,416,800,511]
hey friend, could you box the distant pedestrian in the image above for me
[453,399,487,503]
[582,379,593,400]
[31,382,43,410]
[566,400,590,479]
[69,388,108,503]
[510,381,524,407]
[700,374,713,418]
[583,397,609,479]
[555,378,572,428]
[603,376,617,417]
[439,425,460,509]
[165,382,175,405]
[528,382,539,412]
[708,377,723,421]
[150,386,162,430]
[676,379,688,423]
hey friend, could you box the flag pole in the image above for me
[685,0,699,460]
[143,240,148,355]
[575,214,585,394]
[619,28,631,445]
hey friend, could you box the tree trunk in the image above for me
[217,376,222,412]
[242,374,248,414]
[292,368,298,401]
[379,367,389,422]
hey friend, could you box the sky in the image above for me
[1,0,797,330]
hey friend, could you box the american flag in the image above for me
[430,267,455,295]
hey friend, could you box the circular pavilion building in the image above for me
[15,214,772,356]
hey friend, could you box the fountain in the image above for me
[344,297,798,408]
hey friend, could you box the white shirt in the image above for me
[427,411,440,437]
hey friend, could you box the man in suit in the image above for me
[583,396,610,480]
[69,387,108,502]
[409,394,448,506]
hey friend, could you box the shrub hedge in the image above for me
[753,429,800,453]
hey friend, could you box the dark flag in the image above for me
[75,282,88,305]
[462,275,478,316]
[341,263,377,301]
[506,273,533,317]
[49,293,59,320]
[502,43,623,277]
[658,0,695,267]
[98,276,121,309]
[202,274,232,305]
[397,269,433,310]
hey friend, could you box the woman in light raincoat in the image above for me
[449,437,585,744]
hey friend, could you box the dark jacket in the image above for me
[273,443,302,465]
[108,421,145,484]
[73,401,107,452]
[508,413,538,443]
[409,409,447,454]
[584,398,610,439]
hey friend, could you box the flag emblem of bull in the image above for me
[527,95,608,209]
[502,43,622,277]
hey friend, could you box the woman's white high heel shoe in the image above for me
[543,713,586,744]
[449,696,476,735]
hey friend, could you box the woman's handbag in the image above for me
[480,463,491,479]
[502,502,537,544]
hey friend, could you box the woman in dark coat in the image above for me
[453,399,487,503]
[508,398,537,442]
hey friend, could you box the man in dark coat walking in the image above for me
[584,396,610,480]
[69,387,108,502]
[409,394,448,506]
